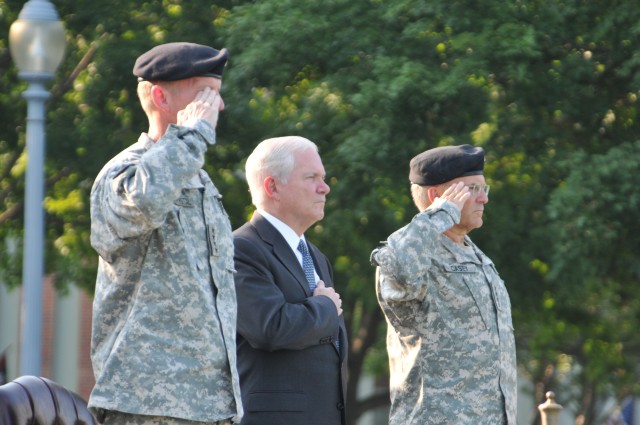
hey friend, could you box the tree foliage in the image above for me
[1,0,640,423]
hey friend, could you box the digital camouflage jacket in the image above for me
[88,121,243,423]
[371,199,516,425]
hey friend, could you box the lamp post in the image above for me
[9,0,66,377]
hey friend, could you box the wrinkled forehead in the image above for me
[293,148,325,173]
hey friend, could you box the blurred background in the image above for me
[1,0,640,424]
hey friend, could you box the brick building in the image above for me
[0,276,94,399]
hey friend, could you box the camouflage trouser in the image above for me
[101,410,233,425]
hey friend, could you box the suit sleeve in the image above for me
[234,235,340,351]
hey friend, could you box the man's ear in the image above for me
[264,176,279,199]
[427,186,439,203]
[151,85,171,112]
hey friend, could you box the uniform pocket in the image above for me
[434,263,489,331]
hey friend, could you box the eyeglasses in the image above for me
[468,184,490,196]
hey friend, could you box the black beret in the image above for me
[409,144,485,186]
[133,42,228,82]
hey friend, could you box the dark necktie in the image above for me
[297,240,317,292]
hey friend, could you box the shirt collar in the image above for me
[258,210,306,254]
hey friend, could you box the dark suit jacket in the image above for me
[233,212,348,425]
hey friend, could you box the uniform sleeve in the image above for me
[90,120,216,261]
[234,235,339,351]
[372,199,461,302]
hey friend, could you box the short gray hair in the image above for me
[245,136,318,208]
[410,183,431,212]
[136,80,155,115]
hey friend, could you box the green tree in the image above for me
[220,0,640,423]
[0,0,242,291]
[2,0,640,423]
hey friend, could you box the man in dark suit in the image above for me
[233,136,348,425]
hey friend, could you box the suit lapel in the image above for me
[308,240,345,359]
[250,213,346,360]
[307,243,330,286]
[250,213,313,295]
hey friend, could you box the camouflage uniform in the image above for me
[88,120,243,424]
[103,411,233,425]
[371,199,516,425]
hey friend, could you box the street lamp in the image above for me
[9,0,66,377]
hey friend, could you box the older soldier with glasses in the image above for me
[371,144,517,425]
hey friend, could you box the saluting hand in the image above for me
[438,181,471,211]
[177,87,222,129]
